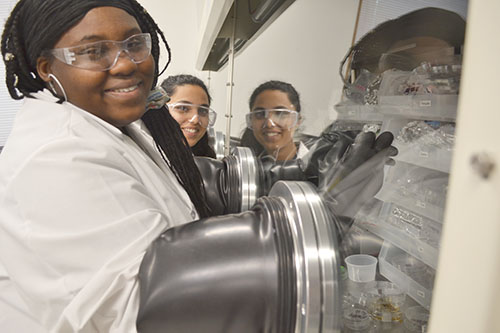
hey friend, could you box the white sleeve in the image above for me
[3,137,170,332]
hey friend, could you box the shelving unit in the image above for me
[345,64,459,322]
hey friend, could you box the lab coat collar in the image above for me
[31,89,125,138]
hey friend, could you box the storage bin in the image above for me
[377,69,459,121]
[380,118,454,173]
[378,95,458,121]
[375,161,449,222]
[378,242,435,310]
[356,201,441,269]
[334,102,385,122]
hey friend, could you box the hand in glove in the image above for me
[259,131,355,193]
[318,131,397,219]
[299,131,354,185]
[259,156,306,196]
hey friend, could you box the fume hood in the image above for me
[196,0,296,71]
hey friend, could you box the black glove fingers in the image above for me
[353,131,376,147]
[374,131,394,152]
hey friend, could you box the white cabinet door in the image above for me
[429,1,500,332]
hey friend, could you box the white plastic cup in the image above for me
[345,254,378,282]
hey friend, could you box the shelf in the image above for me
[378,95,458,121]
[393,141,452,174]
[334,102,385,122]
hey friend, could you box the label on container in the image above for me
[419,150,429,158]
[420,100,432,107]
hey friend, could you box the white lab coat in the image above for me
[0,90,198,332]
[296,141,309,159]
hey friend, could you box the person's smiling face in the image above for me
[168,84,210,147]
[37,6,155,127]
[251,89,298,156]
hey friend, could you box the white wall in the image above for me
[140,0,206,80]
[142,0,360,138]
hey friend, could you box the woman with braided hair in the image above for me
[0,0,211,331]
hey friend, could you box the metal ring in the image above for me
[269,180,342,332]
[233,147,258,211]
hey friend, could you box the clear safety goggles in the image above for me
[246,109,300,130]
[47,33,152,71]
[167,102,217,128]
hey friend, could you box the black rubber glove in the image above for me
[259,131,354,195]
[259,156,307,196]
[194,157,228,216]
[299,131,353,185]
[319,131,397,219]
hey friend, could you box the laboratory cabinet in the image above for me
[335,40,459,333]
[339,1,500,330]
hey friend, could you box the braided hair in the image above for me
[1,0,211,218]
[160,74,216,158]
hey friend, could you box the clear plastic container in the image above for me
[356,201,441,269]
[334,102,385,122]
[380,118,454,173]
[345,254,378,282]
[381,202,441,247]
[363,281,406,323]
[341,278,377,332]
[378,94,458,121]
[377,69,459,121]
[378,242,435,309]
[404,305,430,332]
[375,161,449,222]
[343,306,372,331]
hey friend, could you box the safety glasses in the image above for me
[246,109,299,130]
[167,102,217,128]
[47,33,152,71]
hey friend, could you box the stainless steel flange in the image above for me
[269,180,342,333]
[208,127,226,160]
[233,146,259,211]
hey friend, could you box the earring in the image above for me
[48,73,67,101]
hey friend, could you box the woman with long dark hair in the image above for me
[161,74,216,158]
